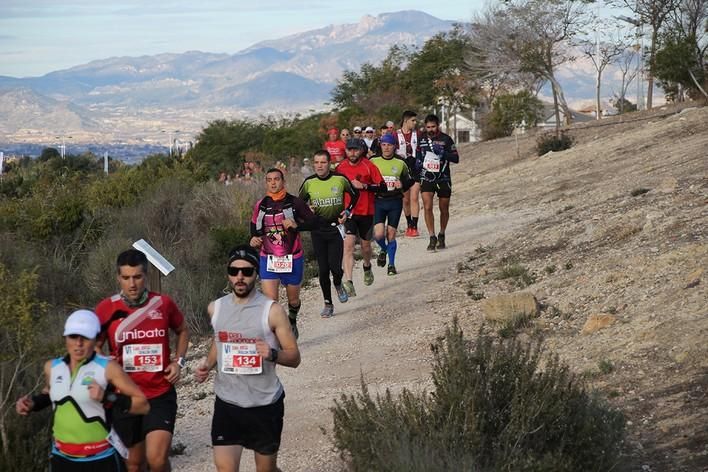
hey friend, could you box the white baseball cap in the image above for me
[353,126,362,132]
[365,126,375,133]
[63,309,101,339]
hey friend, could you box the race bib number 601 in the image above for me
[221,342,262,375]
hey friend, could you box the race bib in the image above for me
[383,175,398,191]
[267,254,293,273]
[422,151,441,172]
[221,342,262,375]
[122,344,163,372]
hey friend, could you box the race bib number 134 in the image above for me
[221,342,262,375]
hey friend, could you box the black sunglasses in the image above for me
[227,266,256,277]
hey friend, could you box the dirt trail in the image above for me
[172,104,708,471]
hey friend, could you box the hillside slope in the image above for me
[172,104,707,471]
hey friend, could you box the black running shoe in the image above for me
[437,233,446,250]
[387,265,397,276]
[289,316,299,340]
[376,251,387,267]
[427,235,438,251]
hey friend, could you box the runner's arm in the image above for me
[15,360,51,415]
[342,175,359,214]
[443,136,459,163]
[195,302,218,382]
[268,303,300,368]
[292,196,319,231]
[103,360,150,415]
[164,321,189,383]
[400,164,415,192]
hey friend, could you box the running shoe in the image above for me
[405,227,413,237]
[289,316,299,340]
[427,235,438,251]
[320,303,334,318]
[410,228,420,238]
[376,251,387,267]
[334,284,348,303]
[387,265,397,276]
[363,266,374,286]
[437,233,446,250]
[343,280,357,297]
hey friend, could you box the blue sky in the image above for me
[0,1,482,78]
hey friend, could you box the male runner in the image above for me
[370,133,414,275]
[95,249,189,472]
[298,150,358,317]
[395,110,422,237]
[195,245,300,472]
[415,114,459,251]
[335,138,386,296]
[250,168,317,339]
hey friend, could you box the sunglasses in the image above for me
[227,266,256,277]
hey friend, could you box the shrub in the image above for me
[331,318,625,471]
[536,131,574,156]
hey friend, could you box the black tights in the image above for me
[311,229,344,304]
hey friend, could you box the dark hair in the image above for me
[314,150,331,162]
[424,114,440,125]
[265,168,285,179]
[400,110,417,126]
[116,249,148,273]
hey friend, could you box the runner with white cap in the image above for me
[16,309,149,472]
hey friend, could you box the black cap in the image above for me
[346,138,366,150]
[227,245,259,272]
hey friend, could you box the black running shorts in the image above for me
[49,451,126,472]
[344,215,374,240]
[111,387,177,447]
[420,180,452,197]
[211,393,285,455]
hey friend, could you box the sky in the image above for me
[0,1,483,78]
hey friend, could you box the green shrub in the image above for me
[536,131,574,156]
[496,262,536,287]
[331,318,625,471]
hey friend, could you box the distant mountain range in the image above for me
[0,10,458,146]
[0,10,649,149]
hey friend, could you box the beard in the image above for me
[231,278,256,298]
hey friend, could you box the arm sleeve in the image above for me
[444,136,459,163]
[342,176,359,213]
[293,197,318,231]
[250,199,264,237]
[401,163,415,191]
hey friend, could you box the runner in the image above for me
[16,309,149,472]
[298,150,358,317]
[323,127,346,165]
[395,110,422,237]
[415,114,459,251]
[250,168,318,339]
[194,245,300,472]
[95,249,189,472]
[336,138,386,296]
[370,133,414,275]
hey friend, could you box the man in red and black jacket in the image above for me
[95,249,189,472]
[415,114,459,252]
[336,138,386,296]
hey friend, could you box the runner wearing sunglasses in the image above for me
[250,168,318,339]
[195,245,300,472]
[95,249,189,472]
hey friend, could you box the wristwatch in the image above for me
[176,357,186,368]
[269,348,279,363]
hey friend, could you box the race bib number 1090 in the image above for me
[221,342,262,375]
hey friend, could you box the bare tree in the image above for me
[581,25,632,119]
[615,46,641,112]
[617,0,681,109]
[467,0,590,131]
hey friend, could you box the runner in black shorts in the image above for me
[211,394,285,454]
[110,387,177,447]
[345,214,373,240]
[415,114,459,252]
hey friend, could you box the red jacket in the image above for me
[336,158,384,216]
